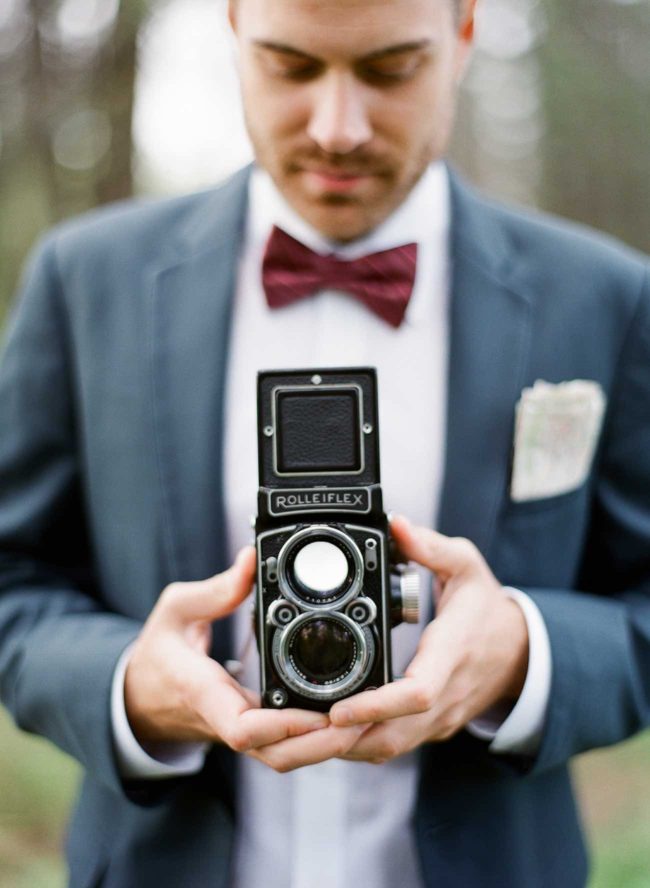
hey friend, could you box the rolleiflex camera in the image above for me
[254,367,419,711]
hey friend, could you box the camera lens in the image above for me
[273,610,376,701]
[290,617,357,683]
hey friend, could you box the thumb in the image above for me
[158,546,257,626]
[389,515,479,581]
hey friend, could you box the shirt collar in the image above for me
[247,161,450,259]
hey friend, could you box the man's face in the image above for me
[230,0,474,242]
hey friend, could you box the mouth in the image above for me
[301,168,375,194]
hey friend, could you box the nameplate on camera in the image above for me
[268,488,371,516]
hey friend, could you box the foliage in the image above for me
[0,0,154,322]
[540,0,650,249]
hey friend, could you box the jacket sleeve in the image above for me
[516,263,650,776]
[0,235,191,806]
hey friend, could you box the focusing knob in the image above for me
[400,567,420,623]
[390,565,420,626]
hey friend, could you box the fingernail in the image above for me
[235,546,256,570]
[333,707,353,726]
[390,513,410,528]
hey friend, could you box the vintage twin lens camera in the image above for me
[254,367,419,711]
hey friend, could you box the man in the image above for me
[0,0,649,886]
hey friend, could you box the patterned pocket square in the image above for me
[510,379,606,502]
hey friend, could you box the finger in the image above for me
[227,708,331,752]
[158,546,256,626]
[247,723,369,772]
[199,664,329,750]
[390,515,479,580]
[338,722,403,762]
[238,684,262,708]
[340,710,437,762]
[174,666,255,742]
[213,663,261,706]
[198,659,329,745]
[330,676,439,726]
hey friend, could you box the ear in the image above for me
[458,0,477,44]
[228,0,238,32]
[454,0,477,81]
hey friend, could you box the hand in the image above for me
[329,515,529,764]
[124,547,367,770]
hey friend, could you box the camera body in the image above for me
[254,367,418,711]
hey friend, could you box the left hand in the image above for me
[330,515,529,763]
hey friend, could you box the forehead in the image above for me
[235,0,451,53]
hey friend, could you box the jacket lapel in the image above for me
[437,173,533,560]
[148,167,251,661]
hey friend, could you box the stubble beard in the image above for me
[250,136,439,243]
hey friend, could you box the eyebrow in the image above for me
[252,39,433,63]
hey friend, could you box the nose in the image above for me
[306,72,372,155]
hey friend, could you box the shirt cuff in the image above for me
[111,641,209,780]
[466,587,552,756]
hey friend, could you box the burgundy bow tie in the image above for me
[262,226,418,328]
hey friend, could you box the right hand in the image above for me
[124,547,367,769]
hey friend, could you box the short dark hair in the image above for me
[230,0,466,27]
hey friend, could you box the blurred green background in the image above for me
[1,0,649,885]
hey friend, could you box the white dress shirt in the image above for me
[111,163,552,888]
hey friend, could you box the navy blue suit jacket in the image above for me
[1,167,649,887]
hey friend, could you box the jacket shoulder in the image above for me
[468,184,648,288]
[40,166,251,275]
[449,172,650,366]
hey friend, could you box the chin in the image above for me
[299,201,385,243]
[271,165,401,241]
[311,218,374,243]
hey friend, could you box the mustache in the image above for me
[288,150,392,175]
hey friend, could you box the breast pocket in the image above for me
[504,483,587,518]
[493,484,591,588]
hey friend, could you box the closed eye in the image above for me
[252,39,433,86]
[356,41,433,85]
[357,55,427,85]
[254,45,323,81]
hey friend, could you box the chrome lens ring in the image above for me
[272,610,375,701]
[277,525,364,610]
[345,596,377,627]
[267,599,299,628]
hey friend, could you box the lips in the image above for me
[306,168,368,177]
[302,168,373,194]
[303,164,375,178]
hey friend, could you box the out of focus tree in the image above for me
[452,0,650,252]
[540,0,650,249]
[0,0,152,320]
